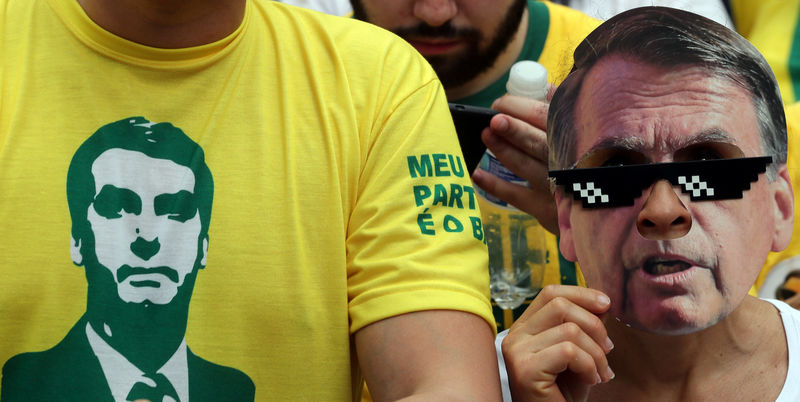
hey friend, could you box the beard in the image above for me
[351,0,527,88]
[80,239,204,373]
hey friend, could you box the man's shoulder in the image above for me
[254,0,426,66]
[2,322,108,401]
[252,0,403,46]
[538,0,600,39]
[3,320,89,375]
[764,298,800,330]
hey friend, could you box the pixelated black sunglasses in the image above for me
[548,156,773,209]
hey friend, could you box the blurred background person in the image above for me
[275,0,353,15]
[553,0,732,27]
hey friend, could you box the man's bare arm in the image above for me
[355,310,502,401]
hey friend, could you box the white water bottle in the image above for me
[477,60,548,311]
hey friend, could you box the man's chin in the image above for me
[425,53,489,89]
[615,308,723,336]
[117,282,179,305]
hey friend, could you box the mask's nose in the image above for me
[636,180,692,240]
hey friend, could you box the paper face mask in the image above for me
[549,156,773,209]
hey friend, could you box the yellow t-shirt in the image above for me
[758,102,800,291]
[730,1,800,297]
[730,0,800,104]
[0,0,493,400]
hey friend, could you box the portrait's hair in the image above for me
[547,6,786,179]
[66,117,214,251]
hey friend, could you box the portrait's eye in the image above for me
[575,148,647,169]
[677,141,744,162]
[92,185,142,219]
[154,190,198,223]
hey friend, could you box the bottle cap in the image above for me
[506,60,548,100]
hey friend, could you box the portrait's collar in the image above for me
[85,322,189,402]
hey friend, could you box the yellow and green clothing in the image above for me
[728,1,800,292]
[730,0,800,104]
[0,0,494,400]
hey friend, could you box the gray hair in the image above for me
[547,6,786,179]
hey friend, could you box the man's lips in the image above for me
[627,255,712,290]
[407,38,463,55]
[642,258,692,276]
[117,265,179,283]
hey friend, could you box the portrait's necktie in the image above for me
[126,372,179,402]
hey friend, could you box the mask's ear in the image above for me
[71,236,83,266]
[554,188,578,262]
[771,165,794,252]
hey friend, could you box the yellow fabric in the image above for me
[523,0,595,291]
[730,0,800,103]
[0,0,494,400]
[536,1,597,292]
[539,1,601,85]
[758,102,800,291]
[729,1,800,296]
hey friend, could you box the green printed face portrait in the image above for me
[67,117,214,306]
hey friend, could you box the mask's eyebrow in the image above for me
[571,128,738,168]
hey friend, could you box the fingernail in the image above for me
[496,116,508,131]
[605,336,614,351]
[597,294,610,306]
[595,373,602,385]
[605,367,615,381]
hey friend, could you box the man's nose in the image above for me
[130,236,161,261]
[636,180,692,240]
[413,0,458,27]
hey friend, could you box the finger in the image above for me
[523,285,612,319]
[482,123,549,191]
[514,296,612,356]
[492,95,549,132]
[506,322,614,383]
[486,113,548,162]
[471,168,558,234]
[507,341,600,402]
[546,83,557,103]
[514,286,613,352]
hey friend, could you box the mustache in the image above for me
[392,22,480,41]
[117,265,179,283]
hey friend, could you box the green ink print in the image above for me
[407,154,433,178]
[433,153,451,177]
[432,184,448,206]
[448,154,465,178]
[413,185,432,207]
[470,216,484,242]
[443,215,464,232]
[463,186,477,210]
[448,184,464,209]
[1,117,254,401]
[417,208,435,235]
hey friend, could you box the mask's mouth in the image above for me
[642,258,692,276]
